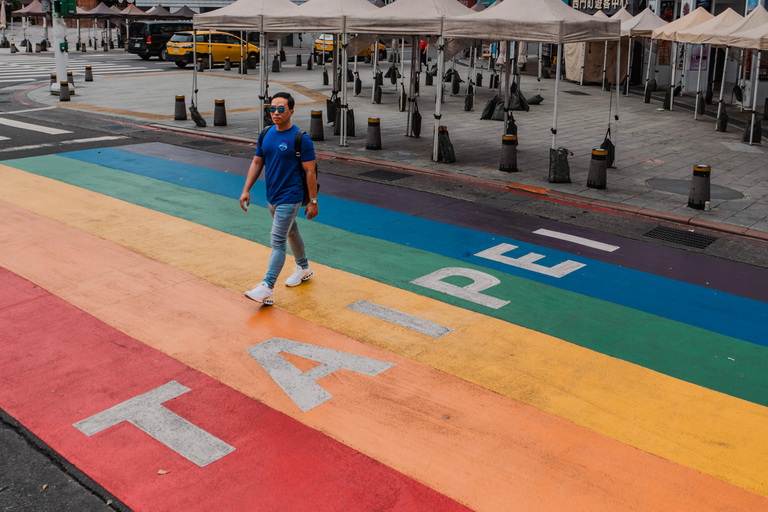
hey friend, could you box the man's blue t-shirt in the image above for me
[255,125,316,205]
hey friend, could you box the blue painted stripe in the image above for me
[59,148,768,347]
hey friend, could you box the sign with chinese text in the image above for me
[570,0,644,17]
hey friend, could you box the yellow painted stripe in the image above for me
[1,163,767,497]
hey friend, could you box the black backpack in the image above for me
[258,126,320,206]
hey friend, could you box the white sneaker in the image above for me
[244,282,274,305]
[285,265,313,287]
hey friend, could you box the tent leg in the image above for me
[738,49,745,112]
[371,34,379,104]
[400,38,405,86]
[504,41,511,130]
[695,44,703,120]
[602,40,608,91]
[750,50,761,145]
[192,29,198,107]
[669,42,677,111]
[332,34,338,95]
[615,41,620,167]
[717,46,729,123]
[259,32,265,133]
[407,35,416,136]
[551,43,562,150]
[644,38,653,99]
[625,36,632,96]
[580,42,585,86]
[340,32,348,147]
[432,37,445,162]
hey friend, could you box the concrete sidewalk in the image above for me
[19,46,768,236]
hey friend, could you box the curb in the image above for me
[151,123,768,243]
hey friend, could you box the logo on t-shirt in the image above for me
[278,140,289,151]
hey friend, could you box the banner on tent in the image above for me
[570,0,643,16]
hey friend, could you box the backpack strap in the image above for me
[294,129,306,161]
[257,125,273,153]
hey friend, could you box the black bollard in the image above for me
[214,99,227,126]
[81,40,86,52]
[67,71,74,86]
[307,54,313,70]
[366,117,382,149]
[85,66,93,82]
[197,58,204,72]
[224,57,231,70]
[296,54,302,67]
[309,110,324,141]
[174,95,187,121]
[499,135,518,173]
[50,73,56,85]
[34,43,40,53]
[688,165,711,210]
[59,82,70,101]
[586,148,608,189]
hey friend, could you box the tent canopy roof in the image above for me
[610,7,634,22]
[593,10,609,19]
[729,20,768,50]
[194,0,298,31]
[145,5,172,17]
[621,7,666,37]
[121,4,147,17]
[652,6,713,41]
[712,4,768,46]
[12,0,45,16]
[442,0,620,43]
[676,7,743,44]
[86,2,120,17]
[345,0,473,36]
[283,0,379,33]
[172,5,196,18]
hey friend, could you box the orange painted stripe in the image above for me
[1,199,766,511]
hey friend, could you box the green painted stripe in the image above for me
[6,154,768,407]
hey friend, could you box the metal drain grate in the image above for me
[643,226,718,249]
[358,169,412,181]
[564,90,590,96]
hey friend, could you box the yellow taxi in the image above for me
[314,34,387,62]
[166,30,260,69]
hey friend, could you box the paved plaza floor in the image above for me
[13,41,768,235]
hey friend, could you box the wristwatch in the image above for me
[309,198,318,205]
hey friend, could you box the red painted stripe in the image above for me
[0,267,470,512]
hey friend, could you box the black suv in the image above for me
[128,21,193,60]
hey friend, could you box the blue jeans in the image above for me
[265,202,308,288]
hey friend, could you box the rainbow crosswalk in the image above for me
[1,143,767,511]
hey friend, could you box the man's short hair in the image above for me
[272,92,295,110]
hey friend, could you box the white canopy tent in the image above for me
[346,0,474,161]
[651,7,714,118]
[194,0,299,132]
[677,8,744,124]
[564,10,626,90]
[287,0,381,147]
[620,8,666,98]
[728,9,768,144]
[444,0,620,161]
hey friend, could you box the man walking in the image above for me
[239,92,319,306]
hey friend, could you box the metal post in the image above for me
[738,48,745,111]
[615,41,620,166]
[432,37,445,162]
[208,30,212,69]
[669,42,678,110]
[602,40,608,91]
[538,43,543,94]
[332,34,338,95]
[259,32,266,133]
[580,42,586,85]
[407,35,416,136]
[371,34,379,104]
[695,44,704,120]
[626,36,632,96]
[551,43,562,149]
[644,38,654,98]
[340,32,348,146]
[504,41,511,129]
[750,49,761,145]
[717,46,729,122]
[399,37,405,84]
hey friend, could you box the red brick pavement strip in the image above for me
[150,124,766,242]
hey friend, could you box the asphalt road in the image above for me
[2,63,768,511]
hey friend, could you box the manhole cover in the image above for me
[564,90,590,96]
[643,226,718,249]
[646,178,744,200]
[358,169,412,181]
[185,140,223,147]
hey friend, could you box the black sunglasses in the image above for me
[268,106,287,113]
